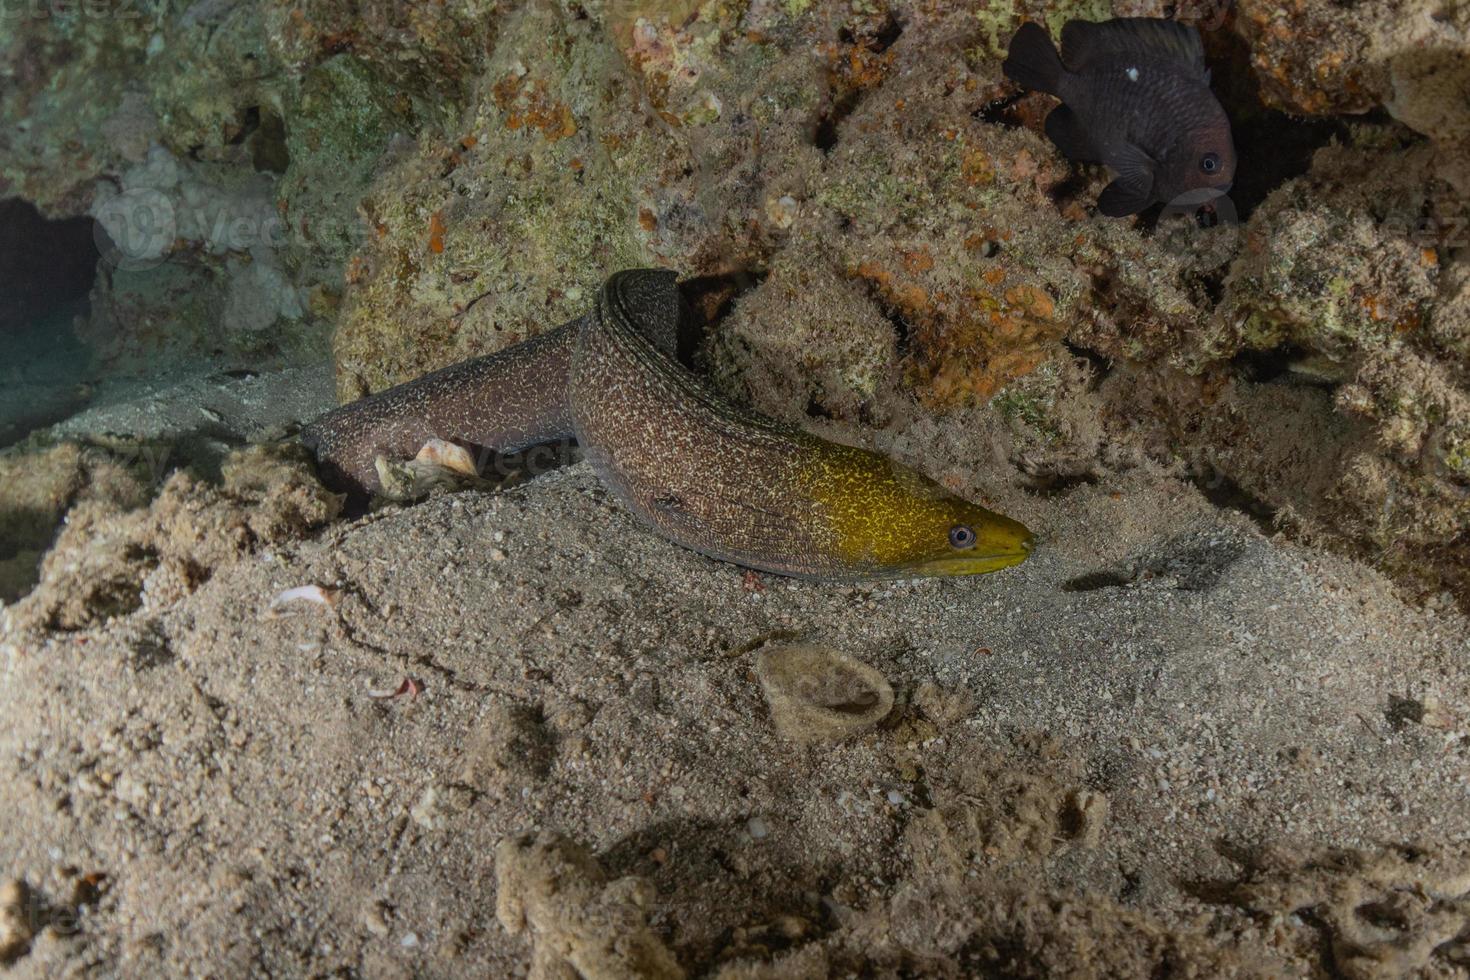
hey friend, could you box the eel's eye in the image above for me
[1200,152,1221,174]
[948,524,976,549]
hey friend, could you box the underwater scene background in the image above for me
[1,0,1468,974]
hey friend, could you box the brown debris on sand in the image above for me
[5,443,340,633]
[754,642,895,743]
[495,830,684,980]
[1218,842,1470,979]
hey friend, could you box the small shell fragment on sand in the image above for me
[367,676,423,701]
[414,438,479,476]
[374,440,505,502]
[268,584,341,614]
[754,642,895,743]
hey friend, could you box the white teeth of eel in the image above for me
[305,270,1033,580]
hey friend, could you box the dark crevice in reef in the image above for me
[0,199,101,446]
[1045,169,1095,211]
[0,199,97,336]
[1022,470,1100,498]
[812,13,903,153]
[679,270,768,368]
[1064,340,1114,390]
[222,104,290,174]
[973,91,1026,128]
[866,12,902,51]
[884,306,914,358]
[856,282,915,358]
[1229,109,1359,220]
[1203,25,1372,220]
[1190,469,1278,535]
[1230,345,1339,389]
[227,104,261,145]
[812,97,852,153]
[1234,346,1305,384]
[1192,264,1228,308]
[250,107,291,174]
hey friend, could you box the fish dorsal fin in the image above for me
[1060,17,1206,77]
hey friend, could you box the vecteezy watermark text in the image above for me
[0,0,141,20]
[94,188,367,273]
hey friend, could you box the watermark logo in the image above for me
[93,189,175,273]
[1156,188,1241,266]
[92,184,370,274]
[0,0,142,21]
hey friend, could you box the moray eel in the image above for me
[304,269,1033,579]
[300,272,680,500]
[301,321,580,500]
[569,270,1032,579]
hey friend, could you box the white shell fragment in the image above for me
[268,584,340,614]
[764,194,799,229]
[367,677,422,701]
[754,642,895,743]
[414,439,479,476]
[374,439,498,501]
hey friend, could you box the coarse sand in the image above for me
[2,458,1467,976]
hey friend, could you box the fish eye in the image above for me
[1200,152,1221,174]
[948,524,976,549]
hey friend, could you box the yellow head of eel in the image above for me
[799,441,1033,577]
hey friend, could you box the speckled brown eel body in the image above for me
[570,271,1032,579]
[301,321,581,499]
[304,269,1032,580]
[300,272,678,501]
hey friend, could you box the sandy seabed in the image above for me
[1,453,1467,977]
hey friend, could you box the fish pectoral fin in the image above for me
[1097,141,1157,216]
[1097,176,1155,217]
[1043,105,1097,162]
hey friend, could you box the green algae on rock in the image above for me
[280,55,418,270]
[328,0,678,400]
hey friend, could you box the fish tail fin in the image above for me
[1003,22,1065,95]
